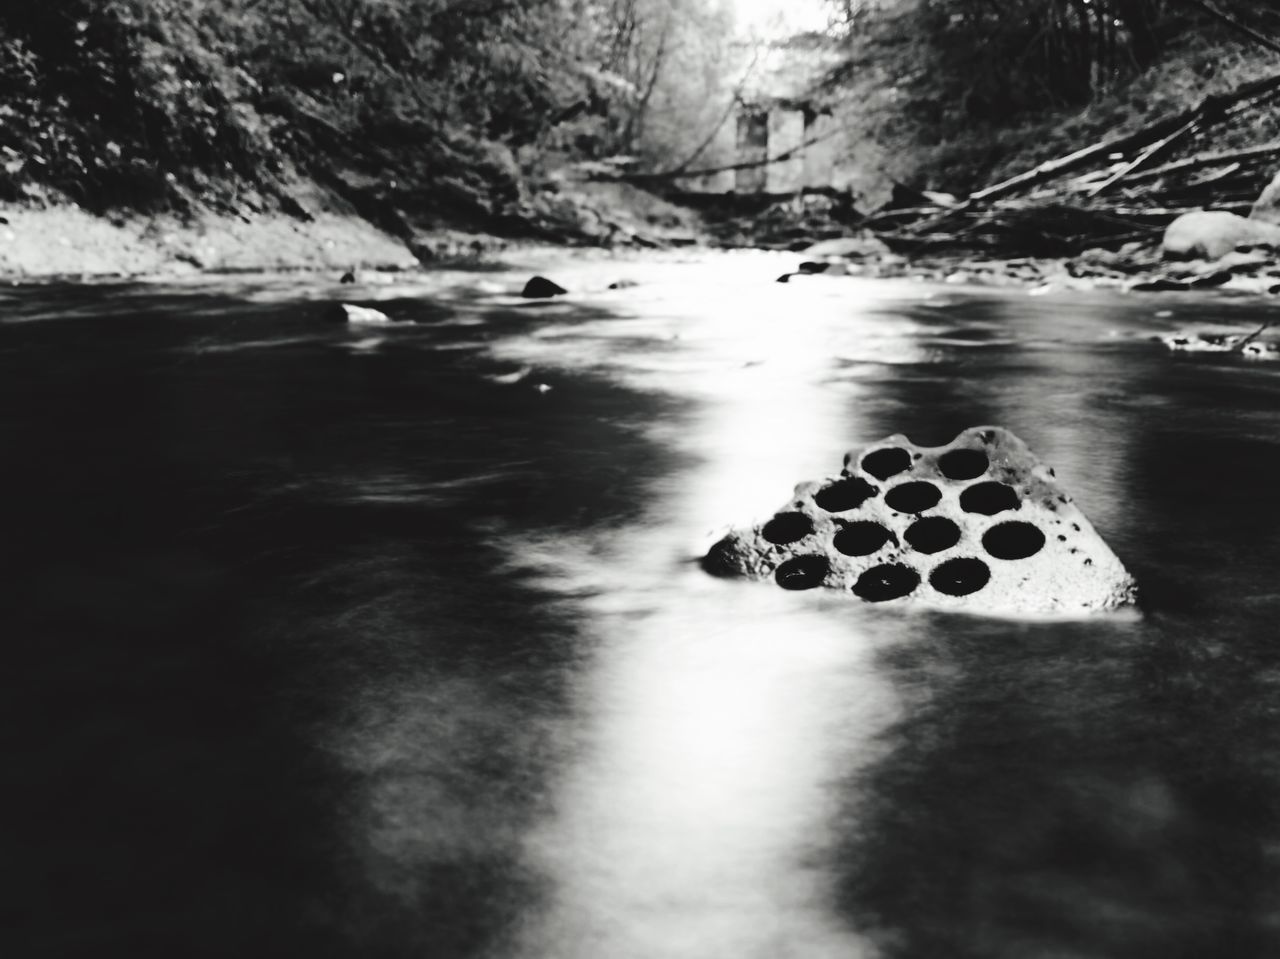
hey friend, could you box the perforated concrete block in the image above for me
[703,427,1137,615]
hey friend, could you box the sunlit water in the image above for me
[7,253,1280,958]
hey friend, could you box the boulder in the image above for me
[522,275,568,298]
[702,426,1137,616]
[1162,210,1280,261]
[1250,168,1280,225]
[801,232,890,260]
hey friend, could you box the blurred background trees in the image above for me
[6,0,1280,222]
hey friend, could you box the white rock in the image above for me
[1162,210,1280,261]
[340,303,394,324]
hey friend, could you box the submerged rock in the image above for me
[522,275,568,298]
[703,427,1137,616]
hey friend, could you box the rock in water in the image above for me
[522,275,568,298]
[340,303,393,324]
[801,233,890,260]
[1162,210,1280,261]
[703,427,1137,615]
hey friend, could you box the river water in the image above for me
[7,253,1280,958]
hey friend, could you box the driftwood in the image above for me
[1086,118,1199,197]
[968,70,1280,204]
[1123,141,1280,183]
[605,128,842,185]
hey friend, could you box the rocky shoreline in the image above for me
[7,184,1280,302]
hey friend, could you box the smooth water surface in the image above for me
[7,256,1280,958]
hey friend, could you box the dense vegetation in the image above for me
[5,0,1280,240]
[821,0,1280,192]
[0,0,737,237]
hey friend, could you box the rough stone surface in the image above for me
[1162,210,1280,261]
[703,426,1137,616]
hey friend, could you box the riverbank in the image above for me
[0,204,418,280]
[0,176,705,282]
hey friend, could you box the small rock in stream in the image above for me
[521,275,568,298]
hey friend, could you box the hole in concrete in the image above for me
[834,521,896,556]
[861,447,913,480]
[814,476,878,512]
[905,516,961,554]
[853,563,920,602]
[960,481,1020,515]
[775,555,829,590]
[762,512,814,545]
[929,557,991,596]
[983,521,1046,560]
[938,448,989,480]
[884,481,942,514]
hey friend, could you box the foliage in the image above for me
[817,0,1280,193]
[0,0,748,227]
[0,1,281,210]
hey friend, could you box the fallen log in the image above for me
[967,71,1280,204]
[1122,141,1280,184]
[1086,118,1200,197]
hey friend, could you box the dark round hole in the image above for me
[884,481,942,514]
[861,447,913,480]
[929,557,991,596]
[834,521,896,556]
[761,512,814,545]
[853,563,920,602]
[982,521,1046,560]
[938,448,989,481]
[775,555,829,590]
[959,481,1020,515]
[904,516,961,554]
[814,476,878,513]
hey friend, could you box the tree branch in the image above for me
[1182,0,1280,57]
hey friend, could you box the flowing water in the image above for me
[7,254,1280,958]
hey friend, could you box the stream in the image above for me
[7,252,1280,958]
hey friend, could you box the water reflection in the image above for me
[7,266,1280,957]
[502,279,915,958]
[519,588,895,959]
